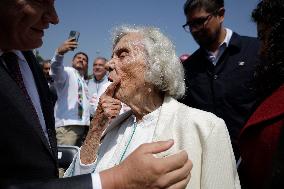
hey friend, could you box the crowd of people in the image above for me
[0,0,283,188]
[40,38,131,147]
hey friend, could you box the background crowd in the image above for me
[0,0,283,189]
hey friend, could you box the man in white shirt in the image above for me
[0,0,192,188]
[51,39,90,146]
[88,57,110,116]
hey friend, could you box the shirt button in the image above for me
[213,75,218,79]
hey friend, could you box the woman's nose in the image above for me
[105,60,115,71]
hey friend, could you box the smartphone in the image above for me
[68,30,80,42]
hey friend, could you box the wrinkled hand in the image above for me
[93,81,121,124]
[99,96,121,120]
[80,81,120,164]
[100,140,192,189]
[56,38,78,55]
[99,82,122,120]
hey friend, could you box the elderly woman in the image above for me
[65,25,240,189]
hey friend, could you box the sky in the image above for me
[38,0,260,74]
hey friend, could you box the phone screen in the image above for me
[69,30,80,42]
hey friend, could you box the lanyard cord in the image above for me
[118,120,138,163]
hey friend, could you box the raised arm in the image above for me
[80,81,121,164]
[50,38,78,84]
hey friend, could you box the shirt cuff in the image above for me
[78,148,97,175]
[53,53,64,62]
[91,173,102,189]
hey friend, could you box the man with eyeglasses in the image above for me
[179,0,263,160]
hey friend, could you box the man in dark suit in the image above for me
[0,0,192,188]
[180,0,263,160]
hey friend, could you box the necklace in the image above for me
[118,120,138,163]
[117,105,163,164]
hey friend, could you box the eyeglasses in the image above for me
[183,14,213,32]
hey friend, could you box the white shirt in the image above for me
[88,75,110,115]
[64,107,161,176]
[0,50,49,141]
[51,54,90,127]
[206,28,233,66]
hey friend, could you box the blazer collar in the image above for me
[228,32,242,50]
[241,84,284,134]
[152,96,179,158]
[22,51,58,159]
[198,32,242,55]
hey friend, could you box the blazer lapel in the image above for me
[0,51,57,161]
[0,60,36,123]
[22,51,58,160]
[153,96,178,158]
[214,32,243,75]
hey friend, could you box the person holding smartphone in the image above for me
[50,37,91,147]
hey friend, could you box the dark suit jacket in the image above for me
[0,51,91,189]
[180,32,263,158]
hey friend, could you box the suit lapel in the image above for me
[1,51,57,161]
[214,32,243,75]
[152,96,177,158]
[22,51,58,160]
[0,60,35,122]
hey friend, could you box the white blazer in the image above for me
[102,96,240,189]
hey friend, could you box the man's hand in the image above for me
[56,38,78,55]
[100,140,192,189]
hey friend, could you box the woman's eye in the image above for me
[119,52,128,58]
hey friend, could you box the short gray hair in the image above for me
[112,25,185,99]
